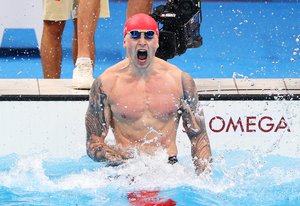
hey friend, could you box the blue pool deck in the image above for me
[0,1,299,98]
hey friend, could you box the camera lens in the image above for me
[178,0,195,17]
[156,31,177,60]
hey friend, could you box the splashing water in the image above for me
[0,148,300,205]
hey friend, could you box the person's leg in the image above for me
[126,0,153,19]
[72,0,99,89]
[41,20,66,78]
[72,18,78,65]
[77,0,99,63]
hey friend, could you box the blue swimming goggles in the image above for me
[129,30,155,40]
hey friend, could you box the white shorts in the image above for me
[43,0,110,21]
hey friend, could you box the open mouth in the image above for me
[137,50,148,61]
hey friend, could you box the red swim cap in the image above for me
[124,13,159,38]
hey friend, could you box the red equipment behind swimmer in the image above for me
[124,13,159,38]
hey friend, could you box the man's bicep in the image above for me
[85,79,110,140]
[181,72,198,111]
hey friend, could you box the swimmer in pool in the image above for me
[85,13,212,174]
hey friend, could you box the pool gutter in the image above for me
[0,78,299,101]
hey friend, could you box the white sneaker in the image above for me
[72,58,94,89]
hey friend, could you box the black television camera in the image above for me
[151,0,203,60]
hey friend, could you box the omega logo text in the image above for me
[209,116,291,133]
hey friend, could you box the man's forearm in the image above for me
[87,139,131,163]
[190,131,212,173]
[183,107,212,173]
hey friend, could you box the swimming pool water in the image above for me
[0,1,299,79]
[0,150,299,205]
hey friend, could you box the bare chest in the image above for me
[109,81,182,121]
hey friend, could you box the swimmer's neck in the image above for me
[126,59,156,77]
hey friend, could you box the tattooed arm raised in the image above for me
[85,78,131,163]
[181,72,212,174]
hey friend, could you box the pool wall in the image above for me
[1,79,299,158]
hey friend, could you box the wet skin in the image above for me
[85,31,212,174]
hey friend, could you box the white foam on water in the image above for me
[0,152,206,191]
[0,154,55,191]
[1,148,299,198]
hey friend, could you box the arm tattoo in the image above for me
[93,146,106,162]
[181,72,199,136]
[182,73,198,112]
[85,79,110,161]
[181,72,212,173]
[186,128,202,138]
